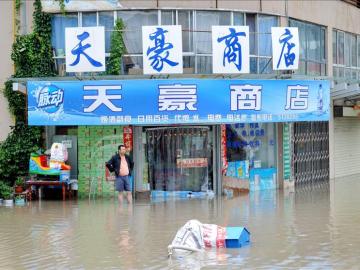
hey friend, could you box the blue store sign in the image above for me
[27,79,329,126]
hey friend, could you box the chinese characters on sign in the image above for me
[65,27,105,72]
[230,84,262,111]
[123,126,133,151]
[158,84,197,111]
[64,25,300,73]
[142,25,183,74]
[271,27,299,70]
[285,85,309,110]
[83,85,122,112]
[28,80,329,126]
[38,87,64,108]
[212,26,250,74]
[176,158,208,168]
[221,125,228,175]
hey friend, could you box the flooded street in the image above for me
[1,177,360,269]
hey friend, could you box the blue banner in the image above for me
[27,79,329,126]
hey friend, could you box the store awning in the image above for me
[331,81,360,100]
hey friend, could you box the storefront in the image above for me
[223,122,277,192]
[27,79,330,199]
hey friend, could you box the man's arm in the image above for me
[106,155,115,172]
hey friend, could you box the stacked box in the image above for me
[78,139,91,147]
[77,126,129,198]
[115,127,123,136]
[103,180,116,197]
[95,176,102,194]
[78,161,91,172]
[78,148,91,160]
[95,129,104,137]
[103,127,116,136]
[78,176,91,195]
[67,128,78,136]
[78,126,91,137]
[92,161,104,171]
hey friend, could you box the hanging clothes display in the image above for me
[146,127,212,192]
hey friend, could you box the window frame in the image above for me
[51,9,280,76]
[333,28,360,80]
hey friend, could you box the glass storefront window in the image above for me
[247,14,278,73]
[178,10,194,53]
[99,11,114,53]
[195,11,231,54]
[233,12,244,25]
[332,30,337,64]
[223,123,277,191]
[51,13,78,57]
[258,15,277,57]
[358,38,360,68]
[246,14,256,56]
[82,12,97,27]
[333,29,359,80]
[161,10,175,25]
[290,19,326,76]
[145,127,213,192]
[51,10,280,75]
[351,35,357,67]
[196,55,212,74]
[117,10,158,54]
[226,123,276,169]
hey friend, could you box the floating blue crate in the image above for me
[151,190,166,199]
[225,227,250,248]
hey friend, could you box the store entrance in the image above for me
[145,126,213,192]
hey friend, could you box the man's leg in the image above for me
[118,191,124,204]
[126,191,132,204]
[124,176,132,204]
[116,177,125,204]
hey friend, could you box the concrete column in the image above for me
[328,102,335,180]
[0,0,15,142]
[133,126,144,192]
[326,24,335,180]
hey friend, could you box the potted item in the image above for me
[2,189,13,206]
[14,177,25,193]
[14,195,25,206]
[0,182,13,206]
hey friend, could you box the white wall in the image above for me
[0,0,15,141]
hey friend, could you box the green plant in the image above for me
[0,124,42,186]
[3,80,26,123]
[15,195,24,201]
[11,0,55,78]
[0,0,51,187]
[55,0,66,15]
[0,182,13,200]
[15,0,22,34]
[107,19,126,75]
[15,177,24,187]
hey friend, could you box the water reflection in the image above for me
[1,177,360,269]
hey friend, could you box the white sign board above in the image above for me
[142,25,183,75]
[271,27,299,71]
[212,26,250,74]
[65,26,106,73]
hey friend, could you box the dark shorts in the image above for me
[115,175,131,192]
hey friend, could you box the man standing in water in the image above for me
[106,145,134,204]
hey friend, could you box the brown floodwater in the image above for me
[1,177,360,269]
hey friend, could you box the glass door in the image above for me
[145,126,213,192]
